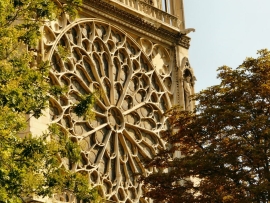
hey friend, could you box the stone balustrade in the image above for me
[111,0,181,30]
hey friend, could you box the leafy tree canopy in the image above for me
[142,49,270,203]
[0,0,101,202]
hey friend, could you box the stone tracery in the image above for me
[45,19,173,203]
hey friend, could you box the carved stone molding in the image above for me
[177,34,191,49]
[81,0,190,49]
[43,18,174,202]
[180,57,195,111]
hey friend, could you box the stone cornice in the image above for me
[82,0,190,49]
[177,34,191,49]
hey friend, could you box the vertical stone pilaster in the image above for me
[175,45,189,109]
[172,0,185,30]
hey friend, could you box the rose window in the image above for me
[47,19,173,203]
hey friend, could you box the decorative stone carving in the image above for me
[45,19,174,202]
[183,71,192,111]
[177,34,191,49]
[152,0,162,9]
[143,0,153,5]
[181,58,195,111]
[81,0,187,48]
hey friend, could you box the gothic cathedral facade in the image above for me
[29,0,195,202]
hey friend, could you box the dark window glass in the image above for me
[162,0,171,13]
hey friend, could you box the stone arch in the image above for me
[44,18,174,202]
[178,57,196,111]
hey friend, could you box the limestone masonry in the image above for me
[29,0,195,202]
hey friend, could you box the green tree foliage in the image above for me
[141,49,270,203]
[74,91,102,120]
[0,0,101,202]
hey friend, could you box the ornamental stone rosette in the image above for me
[27,0,196,202]
[44,17,175,202]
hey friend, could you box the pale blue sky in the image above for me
[184,0,270,92]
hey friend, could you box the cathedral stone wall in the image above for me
[29,0,195,202]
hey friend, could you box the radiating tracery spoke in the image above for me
[47,20,173,203]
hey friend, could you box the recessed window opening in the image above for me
[162,0,171,13]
